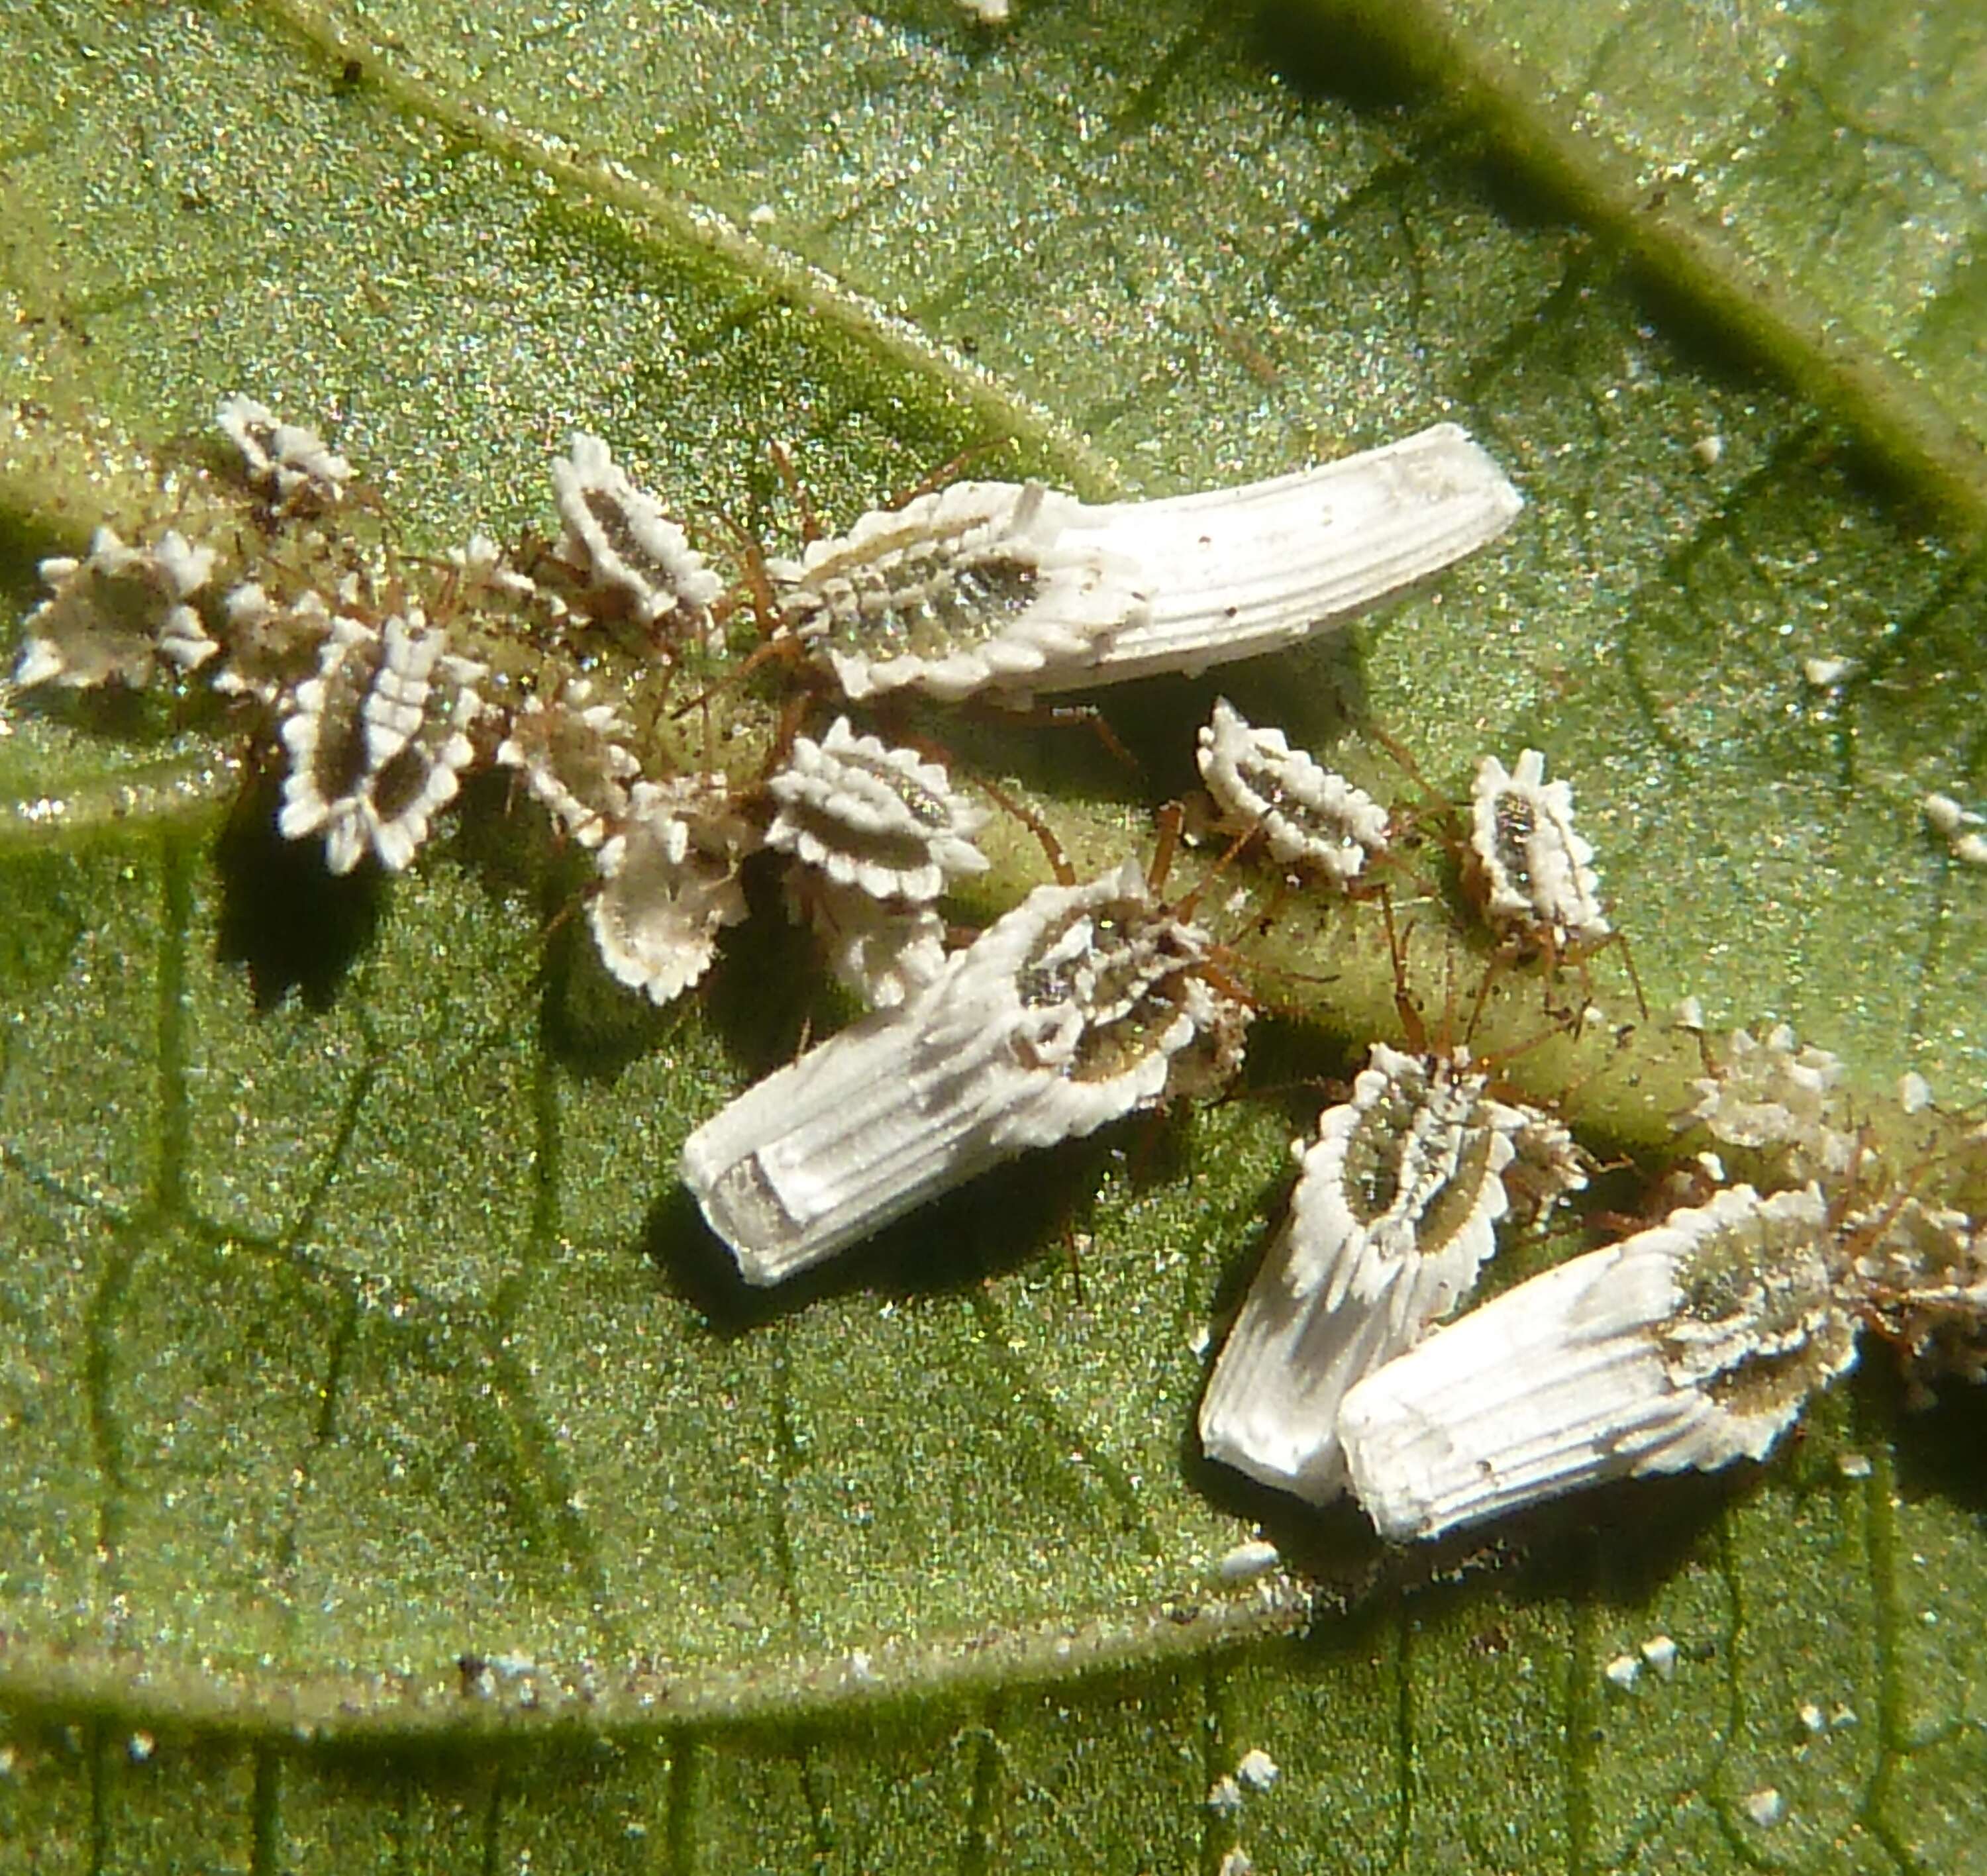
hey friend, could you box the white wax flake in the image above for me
[766,717,990,902]
[589,776,757,1006]
[211,584,335,703]
[1206,1775,1244,1817]
[1683,1022,1854,1176]
[1215,1537,1282,1583]
[1235,1748,1280,1793]
[1195,699,1389,883]
[1673,995,1707,1032]
[126,1732,156,1765]
[1691,433,1725,468]
[11,526,217,690]
[549,432,721,634]
[788,424,1520,703]
[956,0,1011,19]
[1898,1071,1933,1115]
[216,393,350,509]
[1339,1183,1859,1542]
[1640,1634,1679,1681]
[1197,1044,1532,1503]
[495,682,640,849]
[1798,1700,1827,1734]
[790,873,948,1011]
[1802,655,1852,688]
[1468,749,1609,948]
[276,611,485,873]
[1603,1653,1642,1691]
[1217,1851,1255,1876]
[1837,1450,1873,1480]
[1743,1787,1786,1829]
[773,478,1150,704]
[681,862,1251,1284]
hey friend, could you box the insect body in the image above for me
[1198,1043,1543,1503]
[680,862,1251,1284]
[779,425,1522,704]
[1337,1183,1859,1540]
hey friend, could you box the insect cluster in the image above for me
[11,399,1984,1555]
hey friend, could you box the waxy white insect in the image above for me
[11,526,217,691]
[680,861,1251,1285]
[1197,1043,1541,1504]
[216,394,351,509]
[1195,699,1390,884]
[788,876,948,1011]
[549,433,723,634]
[785,424,1521,703]
[766,717,990,902]
[589,776,758,1005]
[1337,1183,1859,1542]
[211,584,334,703]
[1467,749,1609,948]
[277,611,485,874]
[494,681,641,850]
[772,478,1150,703]
[1682,1022,1855,1178]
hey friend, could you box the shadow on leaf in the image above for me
[213,773,381,1011]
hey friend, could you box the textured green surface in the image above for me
[2,0,1985,1869]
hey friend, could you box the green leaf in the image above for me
[3,1,1984,1871]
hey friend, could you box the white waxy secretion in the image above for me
[1195,699,1390,883]
[1031,424,1523,693]
[681,862,1251,1284]
[589,776,758,1005]
[788,875,948,1011]
[217,394,351,509]
[212,584,334,703]
[11,526,217,691]
[1683,1022,1855,1178]
[1337,1183,1859,1542]
[766,717,990,902]
[1468,749,1609,948]
[494,682,641,850]
[277,611,485,874]
[549,432,722,634]
[786,424,1519,703]
[1198,1044,1541,1504]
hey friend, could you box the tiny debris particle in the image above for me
[1218,1851,1256,1876]
[1216,1537,1281,1583]
[1640,1634,1679,1681]
[0,1744,15,1777]
[1206,1774,1244,1816]
[127,1732,156,1765]
[1898,1071,1933,1115]
[1922,793,1968,838]
[1830,1704,1859,1728]
[747,203,777,226]
[1235,1748,1280,1792]
[1743,1787,1786,1829]
[1691,432,1725,468]
[1604,1652,1641,1691]
[1802,655,1851,688]
[1188,1323,1213,1359]
[1837,1450,1873,1480]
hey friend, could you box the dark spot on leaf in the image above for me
[213,773,380,1011]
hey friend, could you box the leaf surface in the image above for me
[2,1,1984,1869]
